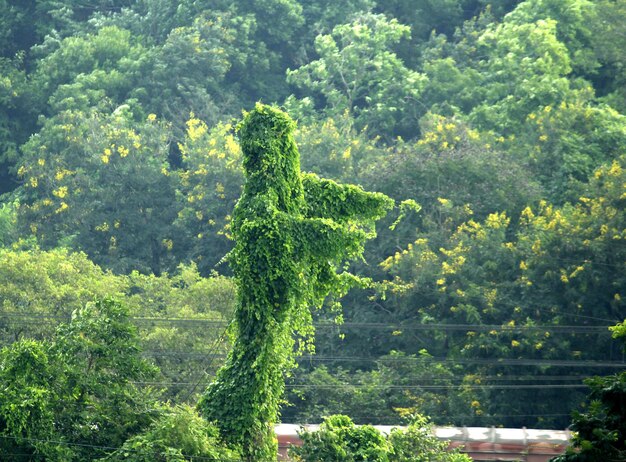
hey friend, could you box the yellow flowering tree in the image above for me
[174,117,244,275]
[18,107,179,274]
[377,155,626,428]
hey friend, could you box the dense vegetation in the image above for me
[1,0,626,459]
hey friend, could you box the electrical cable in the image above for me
[0,312,616,333]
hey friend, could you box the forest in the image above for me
[1,0,625,460]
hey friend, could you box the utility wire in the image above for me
[177,316,235,402]
[0,313,616,333]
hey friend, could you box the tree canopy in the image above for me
[1,0,626,459]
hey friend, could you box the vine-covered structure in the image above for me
[198,104,393,460]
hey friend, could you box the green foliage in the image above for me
[0,298,158,461]
[377,156,626,427]
[388,416,471,462]
[290,414,471,462]
[52,298,159,458]
[101,404,240,462]
[591,0,626,113]
[126,264,236,402]
[284,351,471,425]
[366,114,541,220]
[174,119,244,274]
[0,247,236,402]
[0,338,72,460]
[287,13,427,138]
[295,113,387,183]
[18,107,178,274]
[0,247,127,343]
[291,415,391,462]
[551,323,626,462]
[0,200,16,247]
[504,0,598,75]
[2,0,626,442]
[199,104,393,460]
[514,101,626,203]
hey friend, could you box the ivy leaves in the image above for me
[200,105,393,460]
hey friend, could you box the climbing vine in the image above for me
[198,104,394,460]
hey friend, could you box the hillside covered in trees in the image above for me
[1,0,625,459]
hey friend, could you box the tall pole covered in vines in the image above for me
[199,104,394,460]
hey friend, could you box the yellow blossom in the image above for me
[53,186,68,199]
[55,202,68,214]
[147,113,157,122]
[187,116,208,141]
[95,222,110,232]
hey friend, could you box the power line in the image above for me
[137,350,626,368]
[177,316,235,402]
[142,350,626,367]
[0,313,616,333]
[292,356,626,368]
[129,380,589,391]
[283,384,589,390]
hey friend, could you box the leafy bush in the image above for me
[290,414,471,462]
[101,404,240,462]
[290,415,391,462]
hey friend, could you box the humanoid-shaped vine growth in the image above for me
[198,104,393,460]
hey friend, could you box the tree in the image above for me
[0,247,127,344]
[198,104,393,460]
[287,13,427,139]
[174,118,244,275]
[0,200,16,247]
[0,298,158,461]
[375,156,626,428]
[18,107,179,275]
[283,351,469,426]
[0,338,72,460]
[551,323,626,461]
